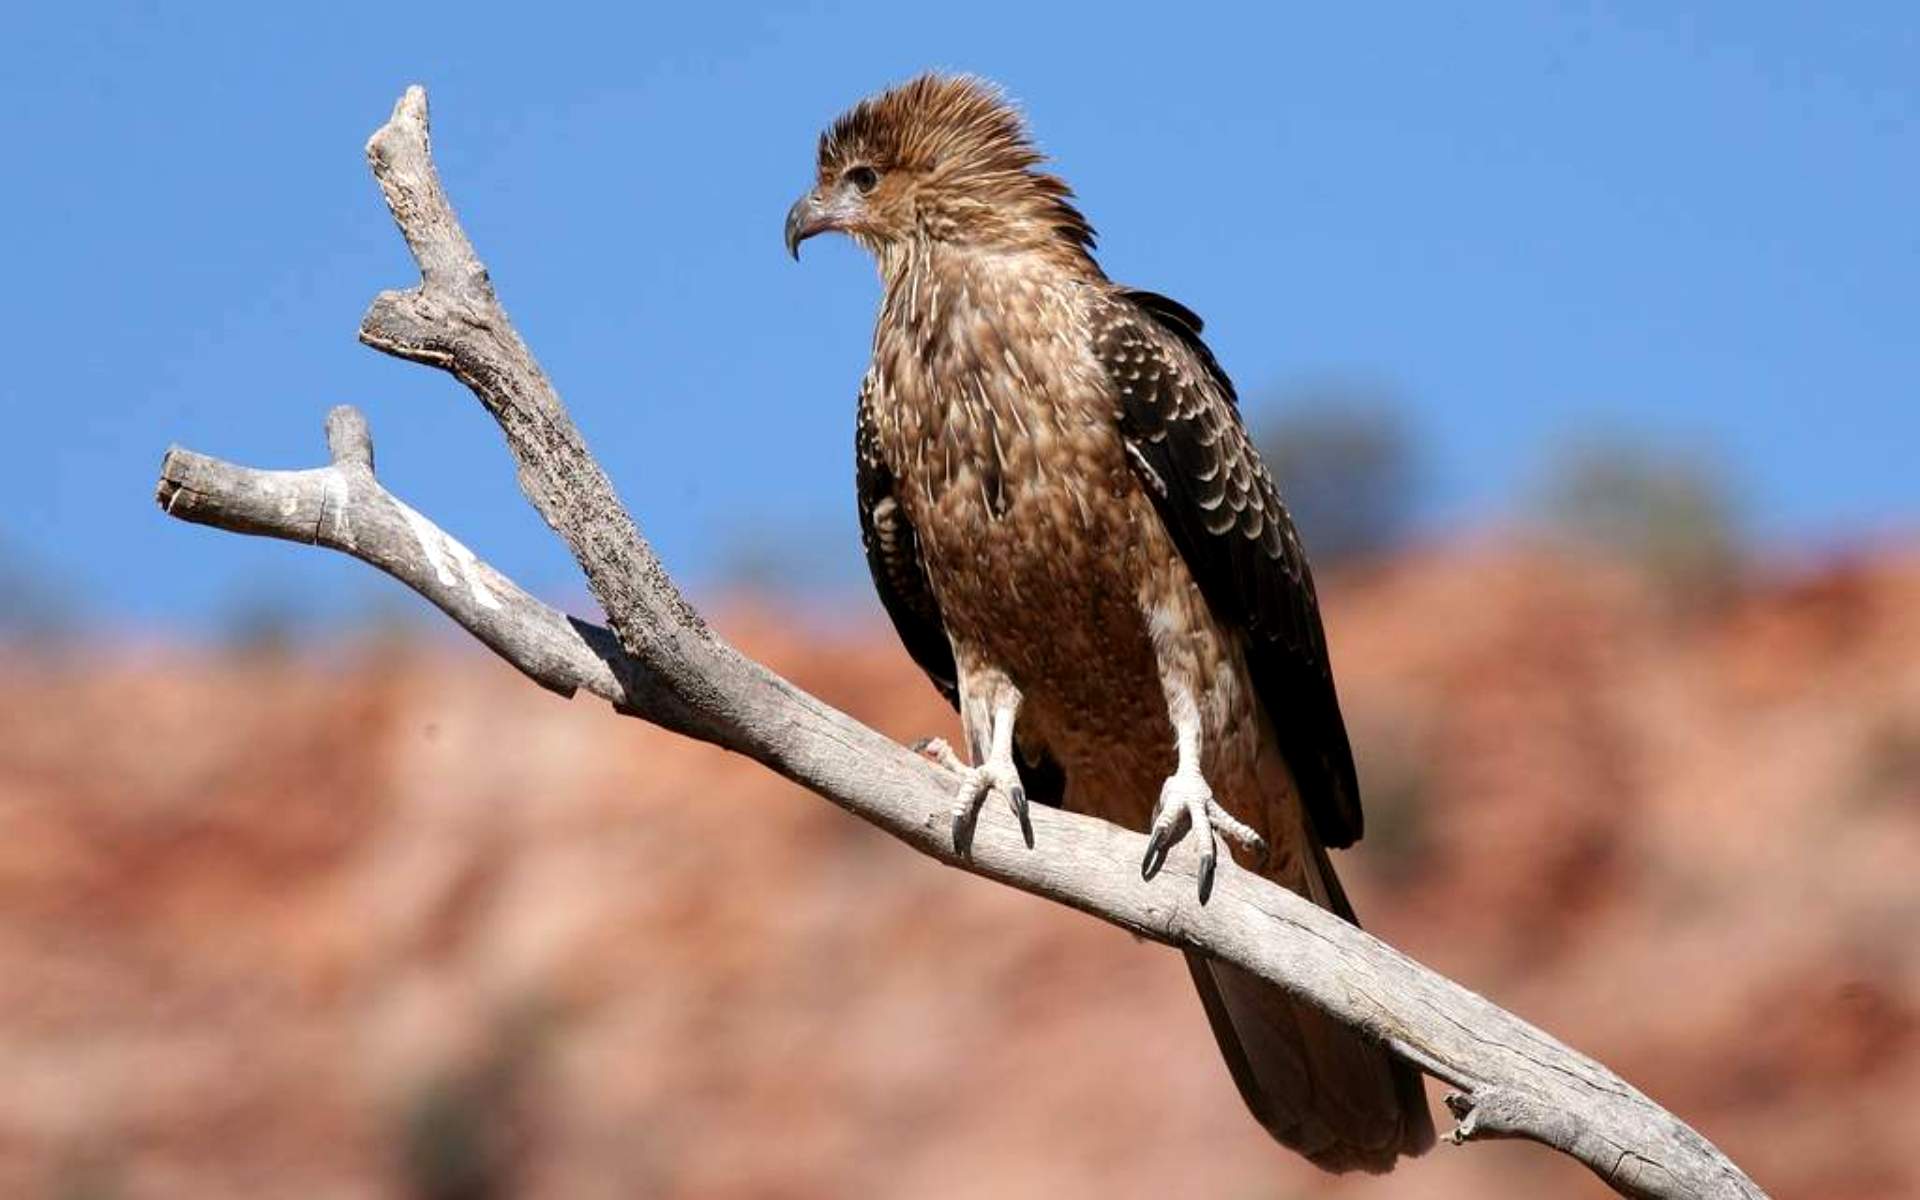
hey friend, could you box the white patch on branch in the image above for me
[395,495,500,610]
[443,536,501,610]
[325,471,354,548]
[396,496,460,588]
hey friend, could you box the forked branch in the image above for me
[153,86,1766,1200]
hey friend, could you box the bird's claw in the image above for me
[1141,822,1174,883]
[913,736,967,772]
[1141,772,1265,905]
[918,737,1031,853]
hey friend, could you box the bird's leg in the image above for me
[1141,696,1266,904]
[921,670,1030,854]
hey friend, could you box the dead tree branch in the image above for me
[153,86,1766,1200]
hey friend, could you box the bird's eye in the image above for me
[844,165,880,194]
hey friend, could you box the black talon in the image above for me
[952,806,976,856]
[1009,784,1033,847]
[1141,826,1170,880]
[1196,845,1217,905]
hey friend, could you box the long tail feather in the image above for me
[1186,841,1434,1171]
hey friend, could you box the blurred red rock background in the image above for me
[3,541,1917,1199]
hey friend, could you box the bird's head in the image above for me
[785,74,1095,271]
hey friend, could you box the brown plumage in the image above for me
[788,73,1435,1173]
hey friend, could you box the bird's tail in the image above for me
[1185,839,1434,1172]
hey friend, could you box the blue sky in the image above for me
[4,3,1914,632]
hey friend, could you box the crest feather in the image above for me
[817,73,1095,255]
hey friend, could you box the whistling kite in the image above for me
[787,74,1433,1172]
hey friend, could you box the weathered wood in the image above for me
[156,408,688,729]
[153,85,1767,1200]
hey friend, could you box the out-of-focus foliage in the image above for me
[218,587,306,658]
[217,583,431,659]
[1851,714,1920,814]
[0,534,81,642]
[1255,387,1422,568]
[1348,713,1436,885]
[399,1008,548,1200]
[715,519,860,598]
[1540,436,1744,608]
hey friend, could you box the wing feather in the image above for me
[856,380,960,707]
[1097,289,1364,847]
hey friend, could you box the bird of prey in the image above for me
[786,74,1434,1172]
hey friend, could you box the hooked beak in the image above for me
[784,185,861,260]
[783,194,818,260]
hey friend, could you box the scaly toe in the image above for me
[948,759,1030,853]
[1206,798,1267,860]
[913,736,968,773]
[1144,772,1255,904]
[949,767,990,852]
